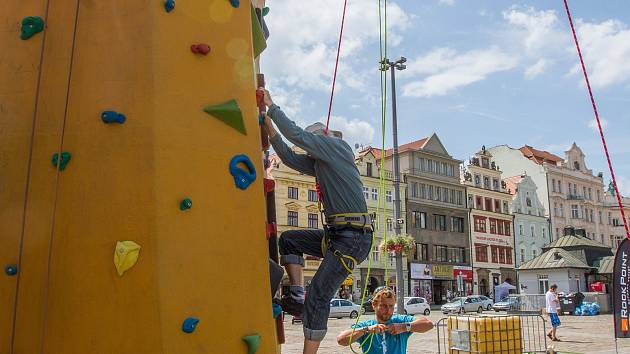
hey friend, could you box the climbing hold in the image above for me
[262,7,270,16]
[5,265,18,276]
[203,100,246,135]
[51,152,72,171]
[258,113,264,126]
[229,155,256,190]
[242,334,261,354]
[20,16,45,40]
[114,241,141,276]
[101,111,126,124]
[164,0,175,12]
[265,222,277,240]
[190,43,211,55]
[182,317,200,333]
[179,198,192,211]
[251,6,267,58]
[272,303,282,318]
[263,178,275,193]
[229,0,240,8]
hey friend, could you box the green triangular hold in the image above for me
[242,334,261,354]
[262,7,270,16]
[251,5,267,58]
[203,99,247,135]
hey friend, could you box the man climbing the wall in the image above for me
[336,288,434,353]
[261,89,373,354]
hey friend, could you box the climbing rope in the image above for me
[562,0,630,239]
[324,0,348,135]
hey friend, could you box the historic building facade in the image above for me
[489,144,614,247]
[377,134,470,304]
[462,147,516,298]
[503,174,551,269]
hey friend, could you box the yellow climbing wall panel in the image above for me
[2,0,277,353]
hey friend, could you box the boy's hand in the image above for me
[263,114,276,138]
[259,88,274,107]
[367,324,387,334]
[387,323,407,335]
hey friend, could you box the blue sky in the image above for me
[261,0,630,195]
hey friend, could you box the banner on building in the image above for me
[410,263,433,279]
[613,237,630,338]
[433,264,454,279]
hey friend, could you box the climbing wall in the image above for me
[1,0,277,353]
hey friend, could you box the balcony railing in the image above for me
[567,194,584,200]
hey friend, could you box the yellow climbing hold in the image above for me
[114,241,141,276]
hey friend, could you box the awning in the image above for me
[342,277,353,286]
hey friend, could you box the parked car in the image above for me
[394,297,431,315]
[361,296,374,313]
[441,296,487,314]
[470,295,494,311]
[492,296,520,312]
[329,299,364,319]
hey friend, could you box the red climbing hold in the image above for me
[190,44,211,55]
[263,178,275,193]
[266,222,277,239]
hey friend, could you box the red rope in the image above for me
[563,0,630,239]
[324,0,348,134]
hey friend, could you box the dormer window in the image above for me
[481,157,490,169]
[526,198,532,207]
[574,161,580,170]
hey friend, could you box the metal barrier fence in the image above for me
[436,314,548,354]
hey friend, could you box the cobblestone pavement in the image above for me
[282,312,630,353]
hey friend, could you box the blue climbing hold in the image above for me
[272,303,282,318]
[101,111,126,124]
[229,155,256,190]
[229,0,240,8]
[164,0,175,12]
[5,265,18,276]
[258,113,264,126]
[182,317,199,333]
[52,152,72,171]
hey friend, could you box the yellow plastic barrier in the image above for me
[447,315,523,354]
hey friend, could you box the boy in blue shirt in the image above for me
[336,288,433,354]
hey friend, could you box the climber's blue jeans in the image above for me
[279,227,372,342]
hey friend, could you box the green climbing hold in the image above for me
[21,16,45,40]
[251,5,267,58]
[242,334,261,354]
[51,152,72,171]
[262,7,270,16]
[180,198,192,211]
[203,99,246,135]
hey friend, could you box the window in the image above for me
[491,246,498,263]
[558,180,562,193]
[308,213,318,228]
[506,248,513,264]
[498,247,506,263]
[553,203,558,216]
[449,189,455,204]
[444,188,450,203]
[288,211,298,226]
[538,275,549,294]
[497,220,504,235]
[583,186,587,198]
[363,187,369,199]
[416,243,428,261]
[474,174,481,187]
[494,200,501,213]
[366,162,373,177]
[419,158,426,171]
[485,198,493,211]
[483,176,490,189]
[447,164,455,177]
[475,244,488,262]
[428,185,434,200]
[567,182,572,195]
[386,190,392,203]
[476,196,483,210]
[573,183,577,196]
[560,204,564,217]
[427,159,434,173]
[413,211,427,229]
[597,190,601,202]
[493,179,499,191]
[436,187,441,201]
[608,212,612,225]
[526,198,532,207]
[371,188,378,201]
[434,245,448,262]
[520,249,526,263]
[590,209,594,223]
[448,247,466,263]
[503,201,509,214]
[542,228,546,239]
[458,191,464,206]
[599,211,603,224]
[571,205,579,219]
[419,184,426,199]
[410,182,417,198]
[474,216,487,233]
[434,214,447,231]
[588,188,592,200]
[481,157,489,169]
[531,225,535,237]
[451,217,465,233]
[371,245,379,262]
[504,221,511,236]
[552,179,556,192]
[532,249,537,258]
[288,187,298,199]
[519,224,524,236]
[489,219,497,234]
[308,189,318,202]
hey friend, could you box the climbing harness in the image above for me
[320,213,374,274]
[563,0,630,239]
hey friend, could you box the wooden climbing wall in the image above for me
[1,1,277,353]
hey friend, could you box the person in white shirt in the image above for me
[545,284,561,341]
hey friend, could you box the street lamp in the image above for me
[381,56,407,314]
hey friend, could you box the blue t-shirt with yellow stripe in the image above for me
[351,314,415,354]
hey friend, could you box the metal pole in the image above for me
[389,58,405,314]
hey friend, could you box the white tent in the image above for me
[494,282,517,302]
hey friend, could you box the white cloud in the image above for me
[573,19,630,88]
[438,0,455,6]
[401,47,517,97]
[524,59,548,79]
[587,118,608,131]
[503,7,563,54]
[326,115,375,147]
[262,0,410,92]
